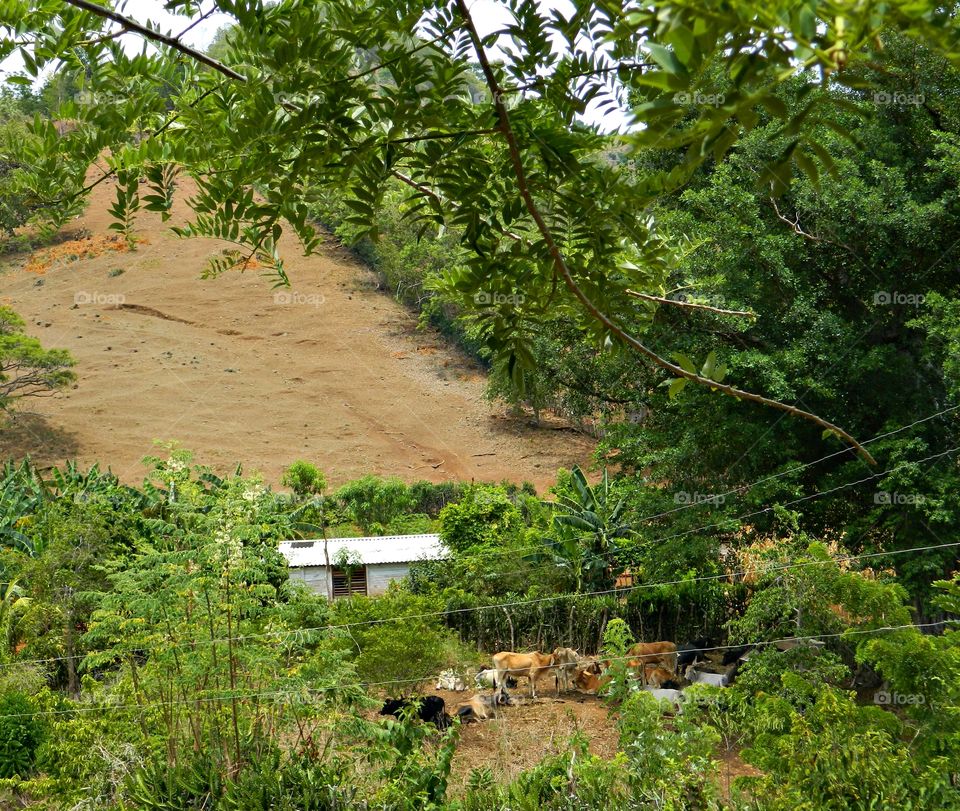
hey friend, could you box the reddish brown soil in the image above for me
[401,685,760,800]
[441,691,620,791]
[0,176,594,488]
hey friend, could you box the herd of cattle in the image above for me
[379,637,825,728]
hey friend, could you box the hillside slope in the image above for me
[0,177,593,489]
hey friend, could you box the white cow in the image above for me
[475,666,518,690]
[643,686,684,706]
[684,665,733,687]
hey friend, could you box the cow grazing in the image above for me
[435,670,467,691]
[643,664,681,689]
[492,650,555,698]
[552,647,580,694]
[581,658,604,676]
[380,696,451,729]
[628,642,678,677]
[677,638,710,669]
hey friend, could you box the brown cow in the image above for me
[643,665,679,688]
[492,651,555,698]
[628,642,678,681]
[573,659,611,693]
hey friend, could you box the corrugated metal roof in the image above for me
[278,534,446,567]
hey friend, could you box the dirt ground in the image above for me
[0,176,594,489]
[405,686,761,801]
[441,691,619,791]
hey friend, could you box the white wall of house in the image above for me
[366,563,410,595]
[288,562,412,598]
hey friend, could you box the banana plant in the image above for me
[549,466,635,592]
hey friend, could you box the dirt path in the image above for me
[0,177,594,489]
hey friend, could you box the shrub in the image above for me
[408,480,465,517]
[281,461,326,500]
[333,476,415,534]
[738,687,957,809]
[616,691,721,808]
[437,485,524,553]
[0,691,43,778]
[325,587,471,685]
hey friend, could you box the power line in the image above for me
[388,403,960,568]
[5,535,959,671]
[5,409,957,671]
[364,439,960,588]
[0,620,953,721]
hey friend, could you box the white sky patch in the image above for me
[1,0,631,130]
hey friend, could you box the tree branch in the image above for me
[626,290,756,318]
[61,0,246,81]
[769,196,821,241]
[389,128,498,144]
[454,0,876,465]
[507,61,654,94]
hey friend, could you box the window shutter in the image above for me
[332,566,367,598]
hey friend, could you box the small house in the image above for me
[278,533,446,598]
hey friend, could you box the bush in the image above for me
[325,587,472,685]
[408,481,465,518]
[281,461,326,500]
[333,476,415,535]
[437,485,524,553]
[738,687,958,810]
[0,691,44,778]
[616,691,721,808]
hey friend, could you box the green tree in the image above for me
[0,307,75,411]
[281,460,326,501]
[333,475,414,535]
[16,501,115,695]
[0,691,44,779]
[437,485,523,554]
[0,575,30,662]
[10,0,960,457]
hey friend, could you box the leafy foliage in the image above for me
[0,307,75,411]
[0,691,43,779]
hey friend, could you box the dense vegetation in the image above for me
[0,448,956,809]
[2,0,960,806]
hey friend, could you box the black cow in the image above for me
[721,644,754,666]
[380,696,451,729]
[676,638,710,669]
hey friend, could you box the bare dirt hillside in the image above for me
[0,177,593,489]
